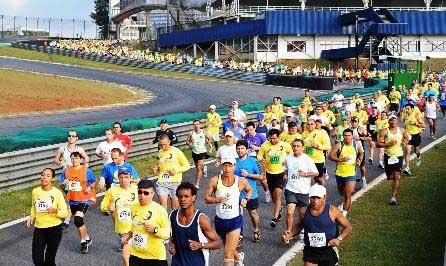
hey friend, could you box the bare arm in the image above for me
[198,214,223,250]
[328,143,342,162]
[204,177,220,204]
[54,147,63,166]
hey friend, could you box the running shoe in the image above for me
[277,207,283,221]
[265,191,271,203]
[194,184,200,190]
[238,236,243,248]
[270,218,278,229]
[80,241,88,254]
[379,161,385,169]
[324,173,330,180]
[431,135,437,140]
[368,158,374,165]
[361,177,368,189]
[253,231,260,243]
[86,238,92,246]
[203,165,208,177]
[403,167,412,175]
[415,157,421,167]
[237,252,245,266]
[389,197,398,206]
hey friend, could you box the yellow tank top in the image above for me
[404,113,422,135]
[335,143,357,177]
[385,127,403,157]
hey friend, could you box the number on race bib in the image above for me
[35,199,52,212]
[117,208,131,222]
[68,181,82,192]
[269,155,280,164]
[308,232,327,247]
[388,156,399,165]
[159,173,171,181]
[132,233,148,249]
[369,125,375,131]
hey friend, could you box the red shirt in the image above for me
[114,133,133,160]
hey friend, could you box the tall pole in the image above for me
[355,15,359,71]
[1,15,3,38]
[72,19,75,38]
[26,17,28,32]
[83,20,86,38]
[60,18,63,37]
[37,17,39,32]
[48,18,51,37]
[13,16,16,36]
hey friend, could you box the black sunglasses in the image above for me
[138,190,151,196]
[68,135,77,138]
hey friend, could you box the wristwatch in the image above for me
[337,236,343,241]
[200,242,205,249]
[153,227,159,234]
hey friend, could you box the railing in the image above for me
[238,6,446,14]
[0,94,375,192]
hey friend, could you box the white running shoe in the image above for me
[324,173,330,180]
[403,167,412,175]
[415,157,421,167]
[203,165,208,177]
[236,252,245,266]
[265,191,271,203]
[361,177,368,189]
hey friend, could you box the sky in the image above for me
[0,0,95,20]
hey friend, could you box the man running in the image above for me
[27,168,68,266]
[377,115,410,205]
[329,128,364,217]
[59,152,96,254]
[231,100,247,127]
[206,104,222,151]
[152,119,178,149]
[122,180,170,266]
[258,128,292,228]
[282,184,352,265]
[153,134,190,210]
[283,139,318,244]
[169,182,223,266]
[113,122,133,160]
[96,128,126,166]
[98,148,139,190]
[216,131,238,167]
[425,94,440,139]
[350,117,370,187]
[186,120,213,189]
[402,104,425,175]
[204,157,252,266]
[235,140,264,243]
[280,122,302,145]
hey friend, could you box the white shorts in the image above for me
[156,182,180,199]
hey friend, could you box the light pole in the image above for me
[83,20,86,39]
[1,15,4,39]
[60,18,63,37]
[25,17,28,33]
[48,18,51,37]
[72,19,75,38]
[37,17,39,32]
[13,16,16,36]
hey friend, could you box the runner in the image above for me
[350,117,370,187]
[255,114,269,138]
[216,131,238,167]
[226,117,245,141]
[204,157,252,266]
[122,180,170,266]
[231,100,247,127]
[272,97,284,121]
[389,86,402,113]
[282,184,352,265]
[27,168,68,266]
[223,111,243,134]
[96,128,126,166]
[402,103,425,175]
[257,128,292,228]
[280,121,302,145]
[58,152,96,254]
[206,104,222,151]
[331,90,345,110]
[100,167,138,265]
[375,112,389,169]
[152,134,191,210]
[296,101,309,128]
[302,119,331,185]
[329,128,364,217]
[352,92,364,109]
[152,119,178,149]
[186,120,213,189]
[235,140,264,243]
[377,114,410,205]
[439,86,446,118]
[283,139,318,244]
[331,115,350,144]
[113,122,133,160]
[98,148,139,190]
[425,94,440,139]
[169,182,223,266]
[303,90,318,113]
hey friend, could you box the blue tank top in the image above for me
[170,209,209,266]
[303,203,338,248]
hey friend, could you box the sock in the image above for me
[342,210,348,217]
[81,239,86,243]
[85,236,90,241]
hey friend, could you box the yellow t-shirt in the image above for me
[385,127,404,157]
[257,141,292,174]
[322,110,336,125]
[351,110,369,125]
[205,112,222,135]
[389,91,401,104]
[404,112,422,135]
[30,187,68,228]
[302,129,331,163]
[378,95,390,105]
[279,132,302,145]
[375,119,389,135]
[157,147,191,183]
[352,98,364,108]
[303,96,314,111]
[272,104,284,118]
[129,202,170,260]
[263,111,273,124]
[100,185,139,234]
[335,143,358,177]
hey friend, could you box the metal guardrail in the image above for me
[238,6,446,14]
[0,94,375,192]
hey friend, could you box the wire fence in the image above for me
[0,15,99,39]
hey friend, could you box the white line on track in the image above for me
[273,135,446,266]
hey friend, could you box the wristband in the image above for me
[200,242,205,249]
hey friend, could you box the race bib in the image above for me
[248,149,257,157]
[288,170,300,180]
[68,181,82,192]
[308,232,327,247]
[369,124,375,131]
[35,199,52,212]
[159,173,172,182]
[306,146,314,155]
[132,233,148,249]
[219,202,235,215]
[269,155,280,164]
[345,156,355,165]
[117,208,131,222]
[388,156,399,165]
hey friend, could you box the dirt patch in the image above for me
[0,68,148,115]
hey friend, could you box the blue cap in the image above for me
[118,167,131,175]
[257,113,265,120]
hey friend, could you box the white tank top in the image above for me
[192,130,207,154]
[215,175,240,219]
[61,145,80,168]
[425,102,437,119]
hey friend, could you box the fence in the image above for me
[0,94,377,192]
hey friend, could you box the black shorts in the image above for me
[266,172,285,193]
[368,130,377,141]
[315,163,326,178]
[129,256,167,266]
[69,203,89,216]
[246,198,259,211]
[409,133,421,147]
[192,152,210,163]
[441,105,446,111]
[384,154,403,178]
[303,246,339,266]
[284,190,309,207]
[389,103,400,112]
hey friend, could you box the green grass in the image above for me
[0,143,219,224]
[289,142,446,266]
[0,47,222,82]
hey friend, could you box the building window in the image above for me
[258,36,278,52]
[423,41,445,52]
[403,40,420,52]
[287,41,306,52]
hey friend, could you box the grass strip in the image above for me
[288,141,446,266]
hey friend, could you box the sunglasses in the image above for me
[68,135,77,138]
[231,119,237,122]
[138,190,151,196]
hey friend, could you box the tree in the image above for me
[90,0,109,39]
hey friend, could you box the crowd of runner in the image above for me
[27,77,446,266]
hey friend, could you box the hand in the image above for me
[103,153,109,161]
[298,170,305,176]
[240,198,247,208]
[26,217,34,228]
[250,144,258,150]
[152,165,159,174]
[260,159,267,166]
[121,234,131,245]
[215,161,221,168]
[85,186,92,194]
[109,202,115,212]
[98,177,105,189]
[389,139,397,146]
[143,221,155,234]
[168,242,176,255]
[356,159,362,166]
[188,240,202,251]
[218,197,228,203]
[339,156,349,162]
[62,179,69,186]
[328,238,341,247]
[281,231,291,243]
[168,169,176,176]
[311,141,319,149]
[240,169,249,177]
[47,207,58,215]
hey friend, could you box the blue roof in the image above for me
[159,10,446,48]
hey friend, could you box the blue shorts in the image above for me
[335,175,357,183]
[214,215,243,240]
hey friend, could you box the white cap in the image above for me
[221,157,236,165]
[309,184,326,198]
[209,104,216,109]
[225,131,235,137]
[388,114,398,120]
[232,100,239,105]
[271,115,278,120]
[285,112,294,117]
